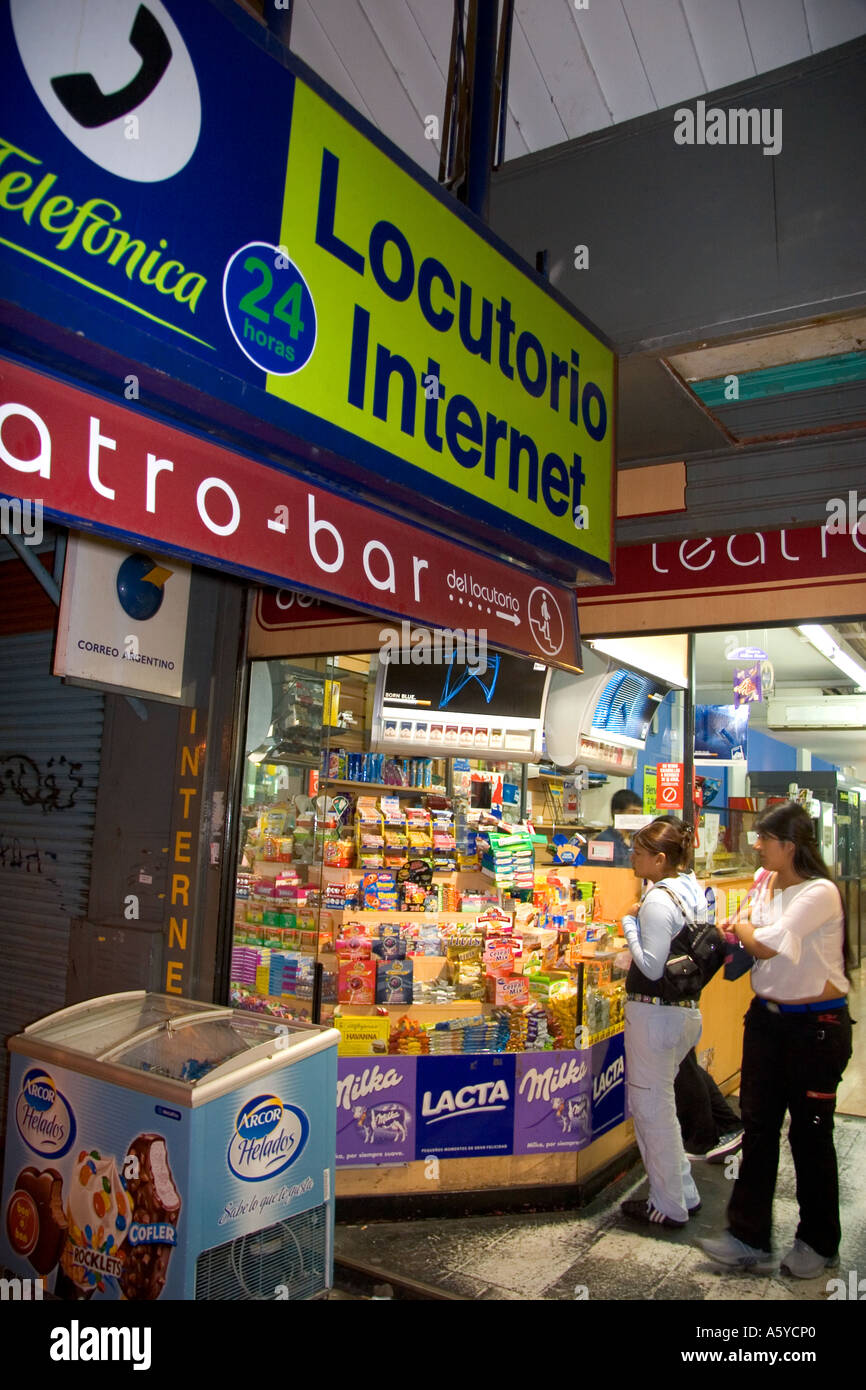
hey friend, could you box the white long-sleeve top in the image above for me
[750,875,848,1001]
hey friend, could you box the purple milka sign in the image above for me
[513,1051,593,1154]
[336,1058,417,1165]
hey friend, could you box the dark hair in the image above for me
[755,802,831,880]
[611,788,642,814]
[634,816,693,871]
[755,801,850,976]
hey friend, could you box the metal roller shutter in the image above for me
[0,632,104,1130]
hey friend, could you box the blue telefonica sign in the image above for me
[0,0,614,580]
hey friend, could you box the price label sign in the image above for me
[657,762,684,809]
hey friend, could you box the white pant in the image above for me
[625,1001,703,1222]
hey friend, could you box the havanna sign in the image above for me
[0,0,613,580]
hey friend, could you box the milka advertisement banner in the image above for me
[513,1052,592,1154]
[336,1058,416,1166]
[335,1043,628,1166]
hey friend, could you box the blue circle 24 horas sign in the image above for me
[223,241,317,376]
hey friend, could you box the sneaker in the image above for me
[780,1239,841,1279]
[705,1129,745,1163]
[621,1198,687,1230]
[687,1200,702,1217]
[698,1230,776,1273]
[687,1130,744,1162]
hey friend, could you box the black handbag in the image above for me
[653,883,727,999]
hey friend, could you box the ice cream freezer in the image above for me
[0,992,339,1300]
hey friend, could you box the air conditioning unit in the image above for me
[767,697,866,730]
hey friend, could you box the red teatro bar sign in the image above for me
[0,358,580,670]
[579,523,866,635]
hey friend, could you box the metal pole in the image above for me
[495,0,515,169]
[684,633,696,834]
[465,0,498,218]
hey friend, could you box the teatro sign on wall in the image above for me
[580,523,866,635]
[0,0,614,582]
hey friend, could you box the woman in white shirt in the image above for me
[619,818,709,1229]
[699,802,852,1279]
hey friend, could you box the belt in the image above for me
[756,996,847,1014]
[626,993,700,1010]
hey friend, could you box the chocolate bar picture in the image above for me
[6,1166,68,1275]
[119,1134,181,1301]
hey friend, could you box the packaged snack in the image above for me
[415,924,443,956]
[447,932,485,1000]
[361,870,398,910]
[399,880,428,911]
[338,960,376,1004]
[336,936,373,960]
[373,928,406,960]
[323,837,355,867]
[376,959,413,1005]
[483,940,514,976]
[389,1015,430,1054]
[492,975,530,1007]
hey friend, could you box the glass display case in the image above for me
[228,651,631,1062]
[230,661,331,1022]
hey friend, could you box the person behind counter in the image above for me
[619,817,708,1230]
[591,789,643,866]
[699,801,852,1278]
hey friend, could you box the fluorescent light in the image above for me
[797,625,866,691]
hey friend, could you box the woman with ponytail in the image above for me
[619,817,710,1230]
[699,801,852,1278]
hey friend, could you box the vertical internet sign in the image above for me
[0,0,614,581]
[165,708,205,996]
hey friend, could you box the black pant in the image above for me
[727,999,852,1256]
[675,1048,740,1152]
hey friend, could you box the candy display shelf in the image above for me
[320,779,442,795]
[326,909,494,923]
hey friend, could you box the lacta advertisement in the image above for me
[590,1034,627,1139]
[415,1055,516,1159]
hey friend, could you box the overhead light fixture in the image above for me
[797,625,866,691]
[726,646,768,661]
[247,743,270,765]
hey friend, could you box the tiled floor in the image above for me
[335,978,866,1302]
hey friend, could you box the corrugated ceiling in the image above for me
[282,0,866,175]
